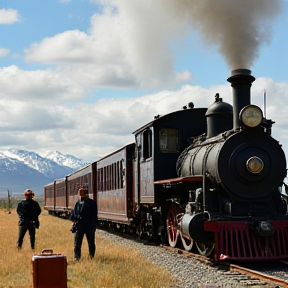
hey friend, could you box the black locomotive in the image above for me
[44,69,288,261]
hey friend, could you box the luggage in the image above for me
[31,249,67,288]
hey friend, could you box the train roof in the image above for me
[70,162,91,173]
[96,142,135,162]
[133,106,207,135]
[44,181,54,188]
[66,162,92,178]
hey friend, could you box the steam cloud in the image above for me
[178,0,284,69]
[101,0,283,72]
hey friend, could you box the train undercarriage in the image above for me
[98,197,216,258]
[96,187,288,262]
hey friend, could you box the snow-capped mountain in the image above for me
[39,150,87,169]
[0,156,53,196]
[0,149,87,197]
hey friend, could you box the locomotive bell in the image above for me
[205,93,233,138]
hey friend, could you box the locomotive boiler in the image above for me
[173,69,288,260]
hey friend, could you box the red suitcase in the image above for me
[31,249,67,288]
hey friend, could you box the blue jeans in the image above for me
[74,226,96,260]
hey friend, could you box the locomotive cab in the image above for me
[133,107,207,205]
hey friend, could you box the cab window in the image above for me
[159,128,179,153]
[143,129,152,159]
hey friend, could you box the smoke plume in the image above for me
[100,0,283,72]
[177,0,284,69]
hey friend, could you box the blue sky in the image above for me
[0,0,288,162]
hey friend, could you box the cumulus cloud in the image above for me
[1,78,288,162]
[0,48,9,57]
[0,0,287,164]
[24,0,283,90]
[0,66,89,103]
[0,101,75,132]
[24,2,191,89]
[0,8,21,24]
[25,31,93,64]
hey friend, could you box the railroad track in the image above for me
[100,226,288,287]
[163,245,288,287]
[96,226,288,287]
[229,263,288,287]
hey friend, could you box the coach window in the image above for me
[143,129,152,160]
[108,165,112,191]
[117,161,120,189]
[159,128,180,153]
[97,170,100,190]
[104,166,107,191]
[98,168,103,191]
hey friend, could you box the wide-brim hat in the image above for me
[24,189,34,197]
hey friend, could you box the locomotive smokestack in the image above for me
[227,69,255,130]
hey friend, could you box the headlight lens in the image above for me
[246,156,264,174]
[240,105,263,128]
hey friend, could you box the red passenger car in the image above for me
[44,181,55,214]
[97,143,135,224]
[66,163,97,214]
[54,178,67,217]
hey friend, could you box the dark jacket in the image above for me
[71,197,98,229]
[17,198,41,227]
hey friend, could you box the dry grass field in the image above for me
[0,207,175,288]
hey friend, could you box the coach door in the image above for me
[138,128,154,203]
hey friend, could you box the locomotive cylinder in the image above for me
[181,213,214,243]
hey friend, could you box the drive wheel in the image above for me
[180,234,193,251]
[195,242,215,257]
[166,204,180,247]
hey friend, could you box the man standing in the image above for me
[71,187,98,260]
[17,189,41,250]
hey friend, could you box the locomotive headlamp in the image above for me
[240,105,263,128]
[246,156,264,174]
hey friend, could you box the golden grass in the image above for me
[0,208,175,288]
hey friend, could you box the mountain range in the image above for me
[0,149,87,198]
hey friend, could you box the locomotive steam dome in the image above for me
[205,93,233,138]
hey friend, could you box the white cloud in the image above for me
[24,3,191,90]
[0,65,89,104]
[1,0,287,164]
[24,0,283,91]
[1,78,287,162]
[25,31,93,64]
[0,9,21,24]
[0,48,9,57]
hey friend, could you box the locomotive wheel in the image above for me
[180,234,193,251]
[166,204,181,247]
[195,242,214,257]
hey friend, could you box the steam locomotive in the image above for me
[44,69,288,261]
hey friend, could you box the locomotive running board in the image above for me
[205,220,288,261]
[154,176,203,185]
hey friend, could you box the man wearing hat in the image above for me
[71,187,98,260]
[17,189,41,250]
